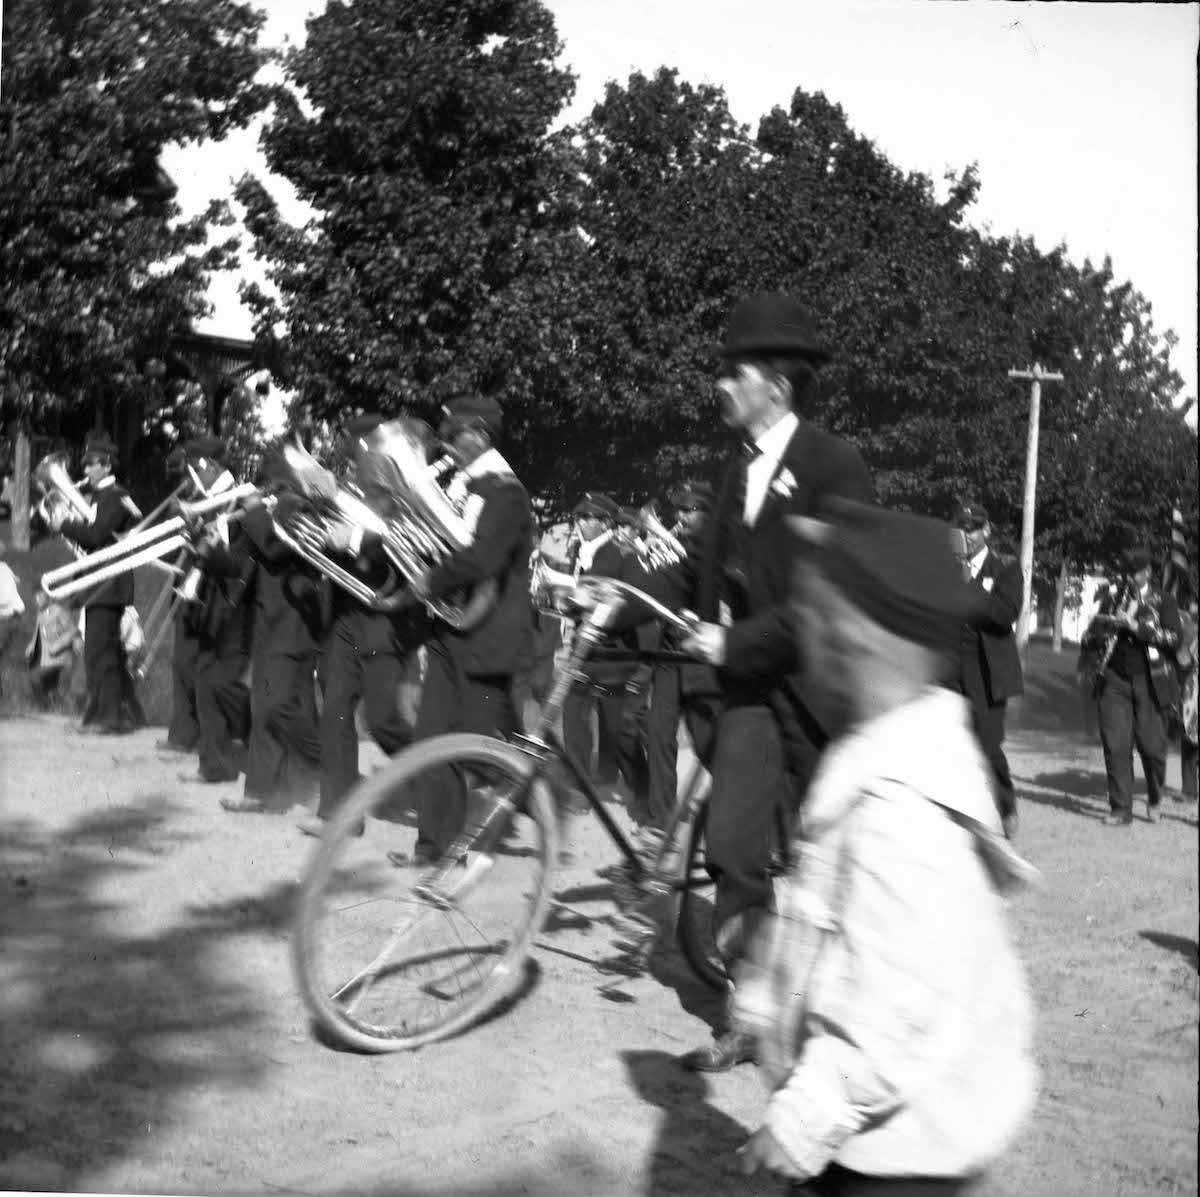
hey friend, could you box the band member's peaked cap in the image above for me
[441,394,503,438]
[721,293,831,363]
[791,497,983,650]
[573,492,619,520]
[668,480,714,510]
[83,431,119,460]
[953,501,990,531]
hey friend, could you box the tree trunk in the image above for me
[1051,556,1068,654]
[12,424,32,551]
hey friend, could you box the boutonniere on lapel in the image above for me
[770,468,798,501]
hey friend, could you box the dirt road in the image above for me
[1,716,1196,1195]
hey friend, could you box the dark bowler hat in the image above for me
[668,480,714,511]
[346,411,385,440]
[184,434,227,464]
[440,394,504,439]
[790,497,982,650]
[83,431,119,461]
[952,501,990,531]
[573,492,619,520]
[1121,546,1153,574]
[721,293,831,363]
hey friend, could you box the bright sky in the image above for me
[163,0,1199,419]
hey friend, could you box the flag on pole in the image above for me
[1162,504,1188,597]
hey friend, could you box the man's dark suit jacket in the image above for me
[1087,584,1182,711]
[60,482,138,609]
[425,472,533,678]
[962,548,1024,704]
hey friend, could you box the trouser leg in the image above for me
[706,704,794,970]
[84,606,124,730]
[196,651,247,782]
[167,618,201,749]
[362,647,413,756]
[317,618,363,819]
[1181,738,1199,798]
[1098,673,1135,815]
[246,652,317,809]
[645,664,683,832]
[1130,671,1167,808]
[415,645,515,858]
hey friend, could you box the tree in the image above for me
[236,0,580,479]
[0,0,271,545]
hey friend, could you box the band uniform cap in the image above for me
[790,497,982,651]
[668,480,714,510]
[573,492,619,520]
[721,293,831,363]
[953,501,990,531]
[83,432,119,460]
[440,394,504,438]
[183,435,227,464]
[1121,546,1153,574]
[346,411,386,441]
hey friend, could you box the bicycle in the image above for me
[292,576,748,1052]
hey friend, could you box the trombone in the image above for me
[41,484,259,601]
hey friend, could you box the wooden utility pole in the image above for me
[1008,362,1063,662]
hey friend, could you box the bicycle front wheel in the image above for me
[293,733,558,1052]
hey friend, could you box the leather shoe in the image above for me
[220,796,268,815]
[1145,805,1161,824]
[387,847,440,868]
[156,739,193,754]
[1102,811,1134,827]
[680,1029,756,1073]
[299,814,364,838]
[1001,812,1019,840]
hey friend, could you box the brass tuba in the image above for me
[33,452,93,543]
[633,502,688,572]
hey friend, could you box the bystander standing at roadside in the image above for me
[24,588,82,708]
[0,540,27,699]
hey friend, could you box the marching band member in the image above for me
[386,394,534,866]
[299,412,426,838]
[158,436,237,756]
[641,480,722,833]
[56,431,141,735]
[1083,546,1181,826]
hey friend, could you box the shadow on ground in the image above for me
[0,802,285,1190]
[1013,767,1109,819]
[1140,931,1200,971]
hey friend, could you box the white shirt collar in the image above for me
[752,411,799,462]
[93,475,116,491]
[968,544,989,579]
[459,447,513,481]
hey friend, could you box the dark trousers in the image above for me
[792,1164,978,1196]
[244,651,319,809]
[706,703,799,968]
[317,614,414,819]
[196,650,250,782]
[82,606,124,730]
[415,642,516,858]
[167,617,201,750]
[1098,669,1167,814]
[562,679,647,804]
[1182,738,1199,799]
[644,663,722,832]
[961,666,1015,819]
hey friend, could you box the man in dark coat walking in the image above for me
[953,502,1024,839]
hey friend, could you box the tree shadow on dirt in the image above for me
[0,802,285,1190]
[622,1047,759,1196]
[1139,931,1200,971]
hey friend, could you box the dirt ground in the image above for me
[0,714,1196,1197]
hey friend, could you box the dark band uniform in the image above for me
[58,433,140,733]
[316,411,424,821]
[410,396,533,860]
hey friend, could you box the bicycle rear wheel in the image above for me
[293,733,558,1052]
[674,797,728,990]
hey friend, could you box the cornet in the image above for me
[634,503,688,572]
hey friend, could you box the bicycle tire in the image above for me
[674,797,728,990]
[293,733,558,1052]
